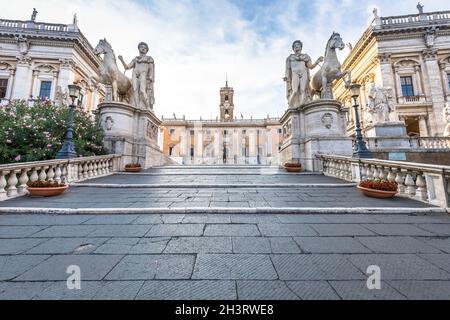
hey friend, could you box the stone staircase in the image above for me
[0,165,443,214]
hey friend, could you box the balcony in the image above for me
[397,95,429,105]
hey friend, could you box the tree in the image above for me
[0,100,107,164]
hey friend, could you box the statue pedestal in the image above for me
[98,102,172,169]
[365,122,412,150]
[279,100,353,171]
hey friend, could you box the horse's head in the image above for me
[328,32,345,51]
[94,38,111,56]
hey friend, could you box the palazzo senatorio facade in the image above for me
[333,5,450,138]
[0,11,104,112]
[160,83,283,165]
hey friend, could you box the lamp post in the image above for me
[349,83,372,158]
[56,84,81,159]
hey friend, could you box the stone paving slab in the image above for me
[0,213,450,300]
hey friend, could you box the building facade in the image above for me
[160,83,283,165]
[333,5,450,138]
[0,11,104,113]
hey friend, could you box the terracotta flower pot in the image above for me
[28,185,69,197]
[357,186,398,199]
[125,167,142,173]
[284,163,302,173]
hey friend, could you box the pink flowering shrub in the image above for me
[0,100,107,164]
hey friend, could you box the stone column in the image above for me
[440,62,449,97]
[233,129,238,164]
[414,65,424,96]
[249,129,256,164]
[423,50,446,136]
[6,69,16,99]
[58,59,76,94]
[418,115,429,137]
[378,53,395,92]
[30,70,39,98]
[267,129,272,157]
[197,130,203,164]
[11,58,32,99]
[393,66,403,101]
[214,129,220,164]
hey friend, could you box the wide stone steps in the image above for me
[0,165,442,214]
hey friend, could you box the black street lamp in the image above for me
[56,84,81,159]
[349,83,372,159]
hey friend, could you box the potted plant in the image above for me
[27,181,69,197]
[284,162,302,173]
[357,179,398,199]
[125,163,142,173]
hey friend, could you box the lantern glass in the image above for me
[68,85,81,100]
[349,83,362,99]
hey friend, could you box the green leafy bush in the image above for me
[0,100,107,164]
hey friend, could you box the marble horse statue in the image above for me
[94,39,132,102]
[311,32,351,99]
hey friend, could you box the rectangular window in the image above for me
[278,128,282,134]
[0,78,8,99]
[223,130,228,136]
[170,129,176,136]
[190,147,195,158]
[169,146,174,156]
[190,130,195,136]
[242,147,247,157]
[447,73,450,91]
[400,76,414,97]
[242,129,247,135]
[39,81,52,99]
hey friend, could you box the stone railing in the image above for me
[379,10,450,26]
[397,95,428,104]
[0,19,70,32]
[0,155,122,201]
[364,137,450,151]
[317,154,450,208]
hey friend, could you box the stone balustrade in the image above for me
[379,10,450,26]
[0,155,121,201]
[364,137,450,151]
[317,154,450,208]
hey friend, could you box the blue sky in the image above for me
[2,0,449,119]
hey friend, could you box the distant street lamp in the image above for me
[349,83,372,158]
[56,84,81,159]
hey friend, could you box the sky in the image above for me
[1,0,449,119]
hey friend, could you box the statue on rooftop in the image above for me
[417,2,424,14]
[31,8,38,22]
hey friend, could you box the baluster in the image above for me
[61,164,68,184]
[54,165,62,184]
[379,167,388,180]
[78,163,83,180]
[30,167,39,182]
[88,162,94,177]
[39,166,48,181]
[415,173,428,201]
[372,166,379,179]
[395,170,406,194]
[92,161,98,176]
[18,168,30,195]
[404,172,416,197]
[339,162,345,179]
[360,164,366,180]
[102,160,107,174]
[387,168,397,182]
[47,166,55,182]
[7,170,19,197]
[366,165,374,180]
[83,162,89,179]
[0,170,8,200]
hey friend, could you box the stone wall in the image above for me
[371,150,450,165]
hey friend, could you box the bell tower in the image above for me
[219,78,234,122]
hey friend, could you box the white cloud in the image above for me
[1,0,449,119]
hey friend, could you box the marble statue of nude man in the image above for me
[284,40,323,108]
[119,42,155,110]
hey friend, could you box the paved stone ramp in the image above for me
[0,166,438,213]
